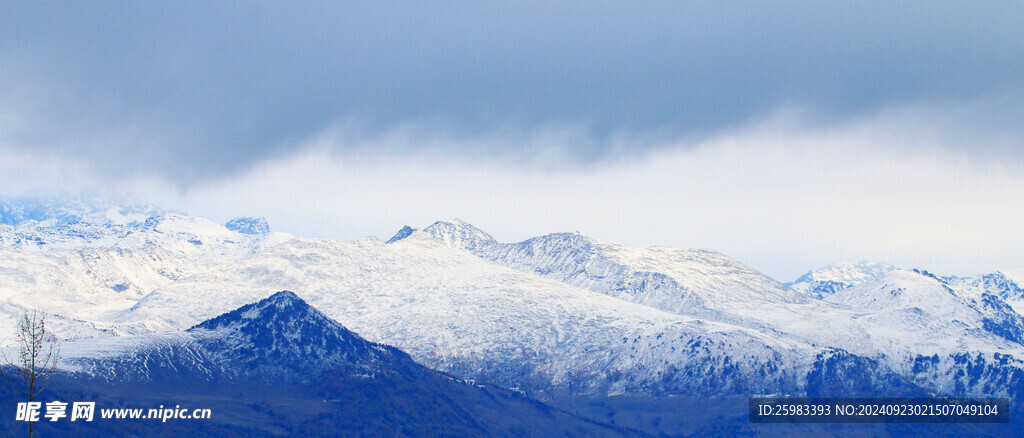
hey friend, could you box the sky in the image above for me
[1,1,1023,280]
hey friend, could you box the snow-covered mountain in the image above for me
[0,194,293,344]
[0,191,162,249]
[788,260,896,298]
[0,191,160,227]
[947,270,1024,314]
[4,195,1024,428]
[390,220,812,333]
[789,260,1024,313]
[101,220,1023,402]
[115,236,807,397]
[44,291,631,437]
[225,216,271,235]
[397,223,1024,352]
[63,291,460,383]
[824,269,1024,397]
[828,269,1024,347]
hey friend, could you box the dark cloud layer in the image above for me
[2,1,1022,184]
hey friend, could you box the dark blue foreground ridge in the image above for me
[3,290,634,437]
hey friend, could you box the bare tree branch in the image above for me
[2,310,60,438]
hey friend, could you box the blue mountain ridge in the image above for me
[3,195,1024,436]
[224,217,270,234]
[0,192,160,226]
[1,291,637,437]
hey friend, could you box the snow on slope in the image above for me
[0,210,292,344]
[0,246,199,327]
[51,291,639,437]
[1002,269,1024,314]
[387,222,1024,365]
[790,260,1024,321]
[118,236,812,396]
[828,270,969,317]
[789,261,896,298]
[224,216,271,235]
[1004,269,1024,287]
[114,213,293,264]
[0,191,159,227]
[402,220,807,316]
[946,270,1024,314]
[391,222,891,356]
[117,229,1024,397]
[4,202,1024,399]
[59,291,409,382]
[0,192,291,260]
[0,192,162,249]
[827,269,1024,353]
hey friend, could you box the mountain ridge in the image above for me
[3,198,1024,435]
[49,290,637,437]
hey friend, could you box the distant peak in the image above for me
[225,216,270,234]
[386,225,417,244]
[789,260,897,298]
[0,190,161,226]
[535,231,594,244]
[421,219,496,250]
[265,290,301,303]
[188,290,319,332]
[910,268,950,285]
[794,260,895,284]
[185,291,410,379]
[424,219,491,235]
[880,269,956,293]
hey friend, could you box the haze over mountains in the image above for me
[1,193,1023,436]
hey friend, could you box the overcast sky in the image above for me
[2,1,1022,280]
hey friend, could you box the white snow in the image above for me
[1,210,1023,397]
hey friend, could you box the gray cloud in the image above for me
[2,1,1022,185]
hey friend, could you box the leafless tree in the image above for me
[2,311,60,438]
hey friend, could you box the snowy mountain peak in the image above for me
[0,192,174,250]
[790,260,896,298]
[190,290,332,333]
[825,269,1024,347]
[224,216,270,234]
[419,219,496,250]
[826,269,961,314]
[0,191,162,227]
[186,290,407,378]
[524,231,597,249]
[432,226,808,316]
[385,225,417,243]
[793,260,896,284]
[968,271,1024,302]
